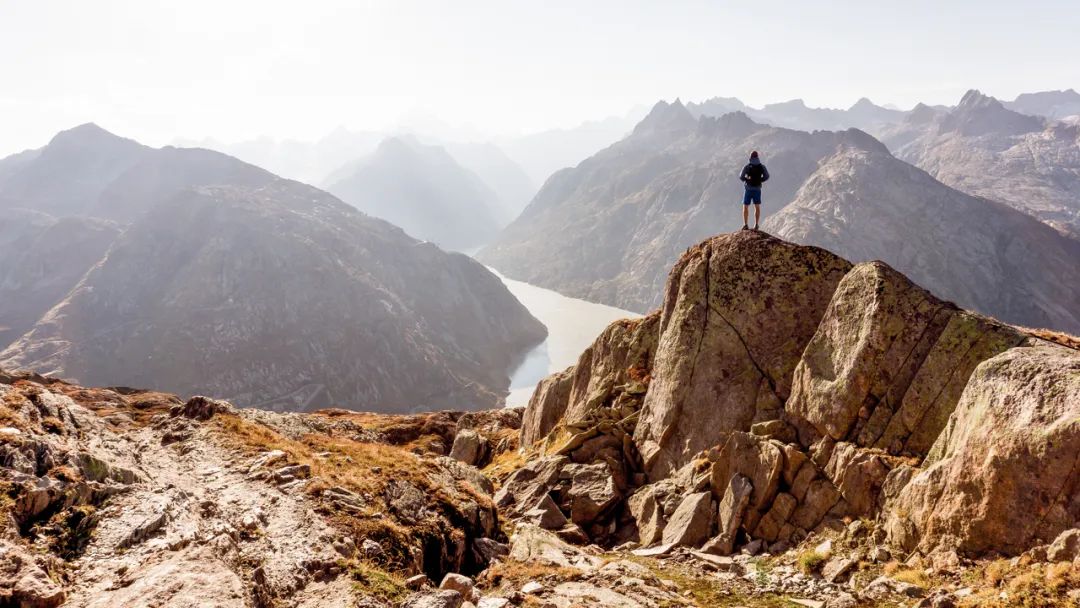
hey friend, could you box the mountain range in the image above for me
[479,100,1080,334]
[0,124,546,412]
[880,89,1080,236]
[687,88,1080,134]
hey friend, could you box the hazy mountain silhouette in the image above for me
[1006,88,1080,120]
[326,136,504,251]
[687,96,905,133]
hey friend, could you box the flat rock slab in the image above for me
[631,543,677,557]
[689,551,734,571]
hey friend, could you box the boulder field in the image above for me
[513,230,1079,561]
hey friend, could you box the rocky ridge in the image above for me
[490,230,1080,605]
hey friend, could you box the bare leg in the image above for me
[754,204,761,229]
[742,205,749,229]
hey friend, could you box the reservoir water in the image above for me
[487,269,640,406]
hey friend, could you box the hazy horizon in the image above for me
[2,0,1079,157]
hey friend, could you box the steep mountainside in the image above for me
[764,146,1080,334]
[0,210,120,349]
[881,89,1080,235]
[327,137,503,251]
[516,231,1078,566]
[478,101,888,312]
[0,179,545,412]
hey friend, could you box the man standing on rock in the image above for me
[739,151,770,230]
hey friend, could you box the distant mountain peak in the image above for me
[697,111,764,140]
[850,97,878,110]
[765,99,810,111]
[943,89,1043,136]
[632,99,697,136]
[957,89,999,109]
[47,122,136,149]
[905,102,942,125]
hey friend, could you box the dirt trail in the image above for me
[62,402,354,607]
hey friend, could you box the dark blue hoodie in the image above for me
[740,157,770,188]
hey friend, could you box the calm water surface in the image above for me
[486,268,639,407]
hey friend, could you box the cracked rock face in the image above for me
[635,232,851,479]
[884,342,1080,555]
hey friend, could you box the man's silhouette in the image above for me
[739,151,769,230]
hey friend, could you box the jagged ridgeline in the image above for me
[509,230,1079,558]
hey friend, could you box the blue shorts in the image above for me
[743,187,762,205]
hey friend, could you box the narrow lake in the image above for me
[486,268,640,406]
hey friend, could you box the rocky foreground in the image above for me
[2,231,1079,607]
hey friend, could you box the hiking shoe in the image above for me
[741,225,749,230]
[753,225,760,231]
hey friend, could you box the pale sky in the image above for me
[2,0,1078,156]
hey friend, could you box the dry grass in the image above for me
[212,414,434,499]
[796,549,827,574]
[890,567,931,588]
[958,559,1080,608]
[212,412,492,575]
[481,559,584,588]
[622,554,790,608]
[345,559,410,603]
[1022,327,1080,351]
[483,445,530,481]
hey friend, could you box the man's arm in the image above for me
[739,164,750,182]
[761,165,770,182]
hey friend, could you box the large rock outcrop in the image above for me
[884,342,1080,555]
[515,230,1080,558]
[635,234,851,478]
[521,313,660,447]
[786,261,1025,452]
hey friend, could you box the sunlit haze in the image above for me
[2,0,1079,156]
